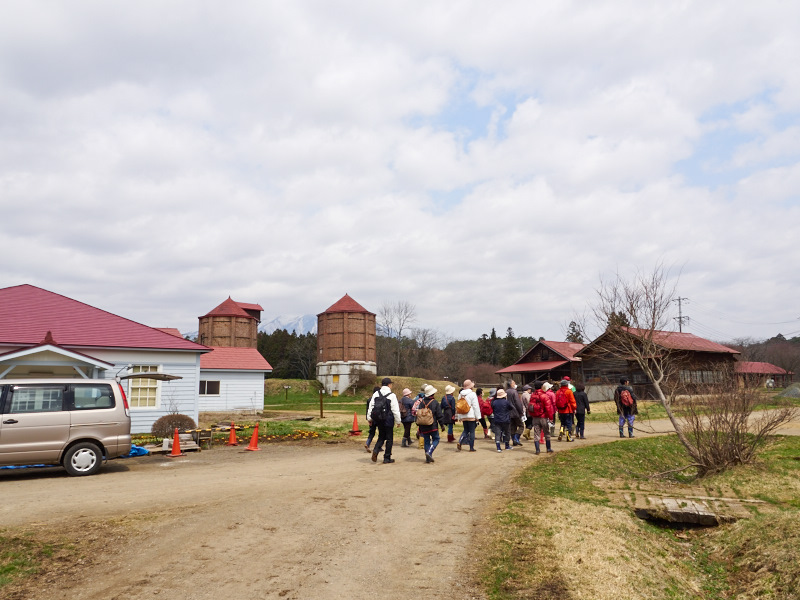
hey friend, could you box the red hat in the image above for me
[563,376,571,380]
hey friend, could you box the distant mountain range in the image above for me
[259,315,318,335]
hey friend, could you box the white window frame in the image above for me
[128,365,161,409]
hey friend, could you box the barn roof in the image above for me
[319,294,374,315]
[0,284,208,352]
[735,361,789,375]
[496,360,569,374]
[622,328,740,354]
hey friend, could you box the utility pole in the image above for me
[673,297,690,332]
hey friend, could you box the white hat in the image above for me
[542,382,553,392]
[424,385,438,397]
[444,384,456,395]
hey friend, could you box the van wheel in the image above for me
[63,442,103,476]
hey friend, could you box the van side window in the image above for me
[9,386,64,413]
[71,384,115,410]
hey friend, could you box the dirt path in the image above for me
[2,413,798,600]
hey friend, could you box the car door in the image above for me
[0,384,70,465]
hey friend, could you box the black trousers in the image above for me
[374,424,394,459]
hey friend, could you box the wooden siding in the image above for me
[197,370,265,412]
[198,316,257,348]
[317,312,376,363]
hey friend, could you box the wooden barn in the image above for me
[735,361,793,388]
[576,328,740,401]
[496,340,585,385]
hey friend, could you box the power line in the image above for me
[672,297,690,332]
[687,300,800,326]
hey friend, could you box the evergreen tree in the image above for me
[501,327,519,367]
[565,321,585,343]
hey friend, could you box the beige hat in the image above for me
[495,389,507,398]
[462,379,474,389]
[402,388,413,397]
[542,382,553,392]
[444,384,456,395]
[424,385,438,397]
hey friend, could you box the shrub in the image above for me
[151,414,197,438]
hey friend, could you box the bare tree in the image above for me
[378,300,417,375]
[584,264,797,476]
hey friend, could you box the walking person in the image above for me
[614,377,639,438]
[522,384,534,440]
[574,383,591,440]
[367,378,401,464]
[364,385,380,452]
[476,387,492,439]
[555,380,577,442]
[505,380,525,446]
[456,380,481,452]
[542,382,557,437]
[440,385,457,442]
[400,387,417,447]
[416,385,444,463]
[529,382,554,454]
[490,388,513,452]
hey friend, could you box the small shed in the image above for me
[735,361,793,388]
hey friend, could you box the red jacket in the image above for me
[555,387,577,414]
[528,390,554,420]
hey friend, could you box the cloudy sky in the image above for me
[2,1,798,344]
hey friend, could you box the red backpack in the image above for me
[555,389,569,412]
[528,391,546,418]
[619,389,634,407]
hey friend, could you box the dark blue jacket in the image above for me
[490,396,513,424]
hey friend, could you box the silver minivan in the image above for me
[0,379,132,476]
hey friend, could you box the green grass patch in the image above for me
[480,435,800,600]
[0,533,53,589]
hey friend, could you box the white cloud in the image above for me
[1,0,799,343]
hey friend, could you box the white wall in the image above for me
[197,370,266,412]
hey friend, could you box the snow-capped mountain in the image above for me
[259,315,318,335]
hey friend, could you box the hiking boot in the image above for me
[383,458,395,464]
[497,448,503,453]
[371,450,378,463]
[364,443,371,452]
[469,448,476,452]
[425,452,434,463]
[619,427,625,438]
[456,443,462,451]
[628,428,635,438]
[505,445,513,450]
[523,431,530,440]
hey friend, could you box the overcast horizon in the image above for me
[2,1,799,345]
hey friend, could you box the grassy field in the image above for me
[480,434,800,600]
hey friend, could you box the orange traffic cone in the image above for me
[168,428,186,457]
[245,423,260,451]
[225,422,239,446]
[349,412,362,435]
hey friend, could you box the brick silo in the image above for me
[316,294,376,396]
[198,297,260,348]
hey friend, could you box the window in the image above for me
[129,365,160,408]
[71,384,115,410]
[9,386,64,413]
[199,380,220,395]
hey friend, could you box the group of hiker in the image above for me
[364,376,639,464]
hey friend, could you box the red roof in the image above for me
[235,302,263,312]
[541,340,585,360]
[200,347,272,371]
[0,285,208,352]
[623,328,739,354]
[496,360,568,374]
[319,294,373,315]
[735,361,788,375]
[201,297,255,319]
[156,328,185,338]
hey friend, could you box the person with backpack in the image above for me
[555,379,577,442]
[440,385,457,442]
[528,381,554,454]
[456,379,481,452]
[614,377,639,438]
[574,383,591,440]
[399,387,417,447]
[366,377,402,464]
[542,382,557,436]
[522,384,534,440]
[364,385,381,453]
[476,387,492,439]
[416,385,444,463]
